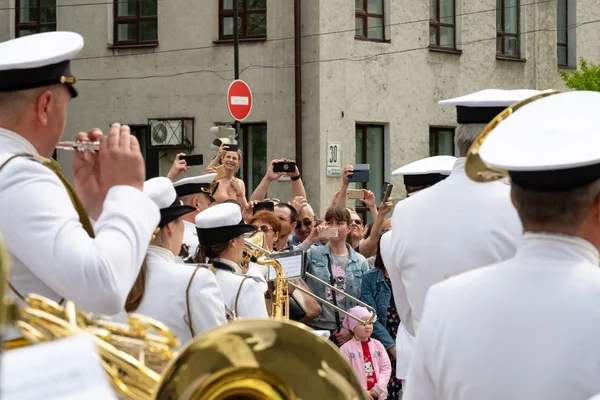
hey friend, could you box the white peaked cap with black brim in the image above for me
[439,89,541,124]
[392,155,457,187]
[0,32,84,98]
[195,203,256,246]
[144,177,196,228]
[173,173,217,200]
[479,91,600,191]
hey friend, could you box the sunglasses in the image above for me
[258,225,274,234]
[295,220,313,229]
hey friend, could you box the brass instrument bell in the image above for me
[465,89,560,183]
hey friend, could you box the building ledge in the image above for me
[496,55,526,63]
[354,36,391,44]
[213,37,267,45]
[558,64,576,70]
[428,46,462,55]
[108,43,159,50]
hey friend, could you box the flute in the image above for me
[55,141,100,152]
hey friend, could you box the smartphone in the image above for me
[253,201,275,214]
[381,182,393,202]
[215,165,227,181]
[180,154,204,166]
[319,228,339,238]
[348,164,370,183]
[273,161,296,173]
[346,189,365,200]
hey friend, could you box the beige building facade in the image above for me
[1,0,599,217]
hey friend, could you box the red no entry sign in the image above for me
[227,80,253,121]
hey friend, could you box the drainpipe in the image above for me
[294,0,303,173]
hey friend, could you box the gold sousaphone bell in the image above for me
[465,89,561,183]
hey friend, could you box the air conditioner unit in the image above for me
[148,118,194,149]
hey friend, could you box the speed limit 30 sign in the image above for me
[327,141,341,177]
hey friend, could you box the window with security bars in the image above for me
[429,0,456,49]
[355,0,385,41]
[219,0,267,40]
[238,123,267,195]
[113,0,158,46]
[355,124,385,224]
[429,127,455,156]
[15,0,56,38]
[496,0,520,58]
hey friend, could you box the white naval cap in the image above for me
[0,32,84,98]
[195,203,256,245]
[479,90,600,191]
[144,177,195,227]
[439,89,541,124]
[173,173,217,199]
[392,156,456,187]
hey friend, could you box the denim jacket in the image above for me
[360,268,395,350]
[305,243,369,328]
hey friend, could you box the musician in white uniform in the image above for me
[116,177,226,343]
[194,203,269,319]
[381,89,536,379]
[392,155,456,197]
[0,32,159,341]
[172,173,216,262]
[404,90,600,400]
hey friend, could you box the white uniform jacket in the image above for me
[0,128,159,340]
[404,233,600,400]
[209,258,269,319]
[113,246,227,345]
[382,158,522,378]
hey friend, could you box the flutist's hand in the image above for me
[73,128,106,220]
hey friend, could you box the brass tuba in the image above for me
[243,231,376,324]
[465,89,560,183]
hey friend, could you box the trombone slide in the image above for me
[291,272,377,324]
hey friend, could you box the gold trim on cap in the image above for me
[60,76,77,85]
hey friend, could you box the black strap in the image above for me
[325,254,341,330]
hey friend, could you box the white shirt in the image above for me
[404,233,600,400]
[0,128,160,340]
[382,158,522,377]
[210,258,269,319]
[112,246,227,345]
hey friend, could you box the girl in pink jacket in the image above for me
[340,306,392,399]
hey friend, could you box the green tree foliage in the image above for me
[559,58,600,92]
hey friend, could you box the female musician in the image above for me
[116,177,227,345]
[195,203,269,319]
[207,144,248,207]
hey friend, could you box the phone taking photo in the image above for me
[381,182,393,202]
[346,189,365,200]
[319,228,339,238]
[273,161,296,173]
[253,201,275,214]
[180,154,204,166]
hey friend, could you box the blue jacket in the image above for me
[360,268,395,350]
[305,243,369,327]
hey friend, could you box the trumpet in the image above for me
[55,141,100,152]
[243,232,376,324]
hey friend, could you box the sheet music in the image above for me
[2,335,117,400]
[267,252,304,281]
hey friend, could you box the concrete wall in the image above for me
[1,0,600,217]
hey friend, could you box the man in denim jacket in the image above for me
[304,206,369,346]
